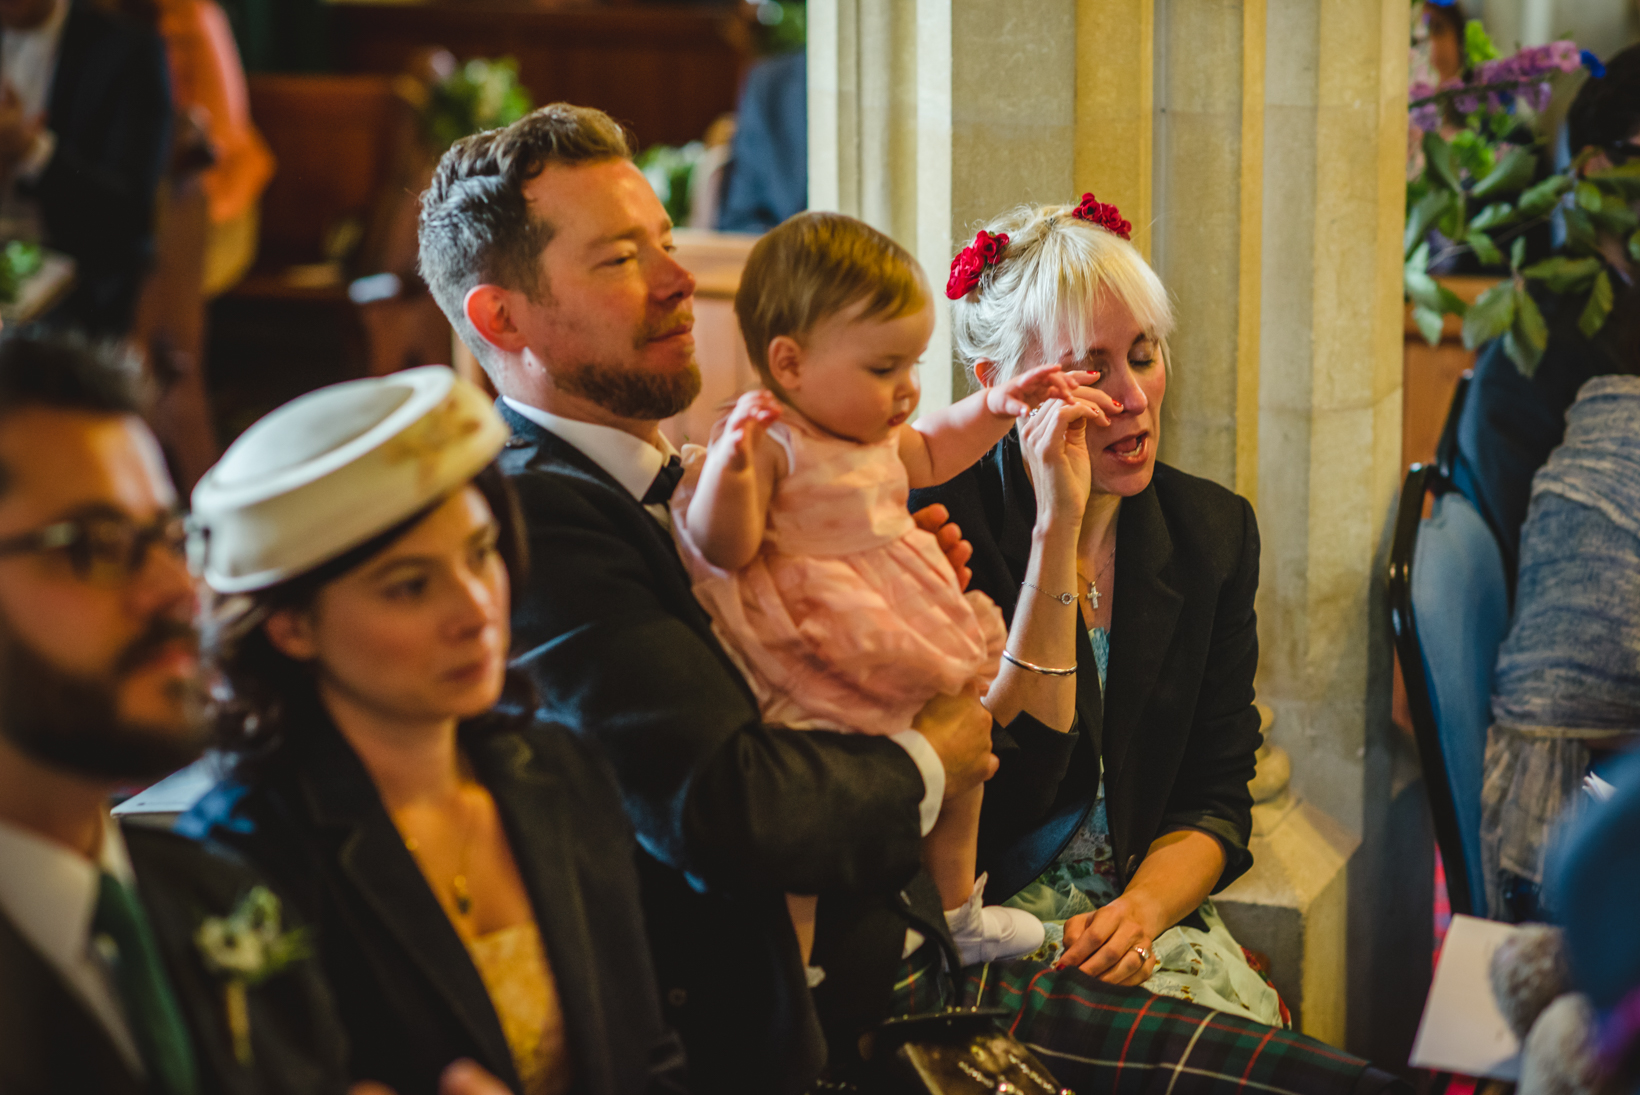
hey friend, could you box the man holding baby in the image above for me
[418,102,1401,1095]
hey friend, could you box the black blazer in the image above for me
[181,704,687,1095]
[497,404,957,1093]
[0,824,349,1095]
[911,437,1262,905]
[5,0,172,334]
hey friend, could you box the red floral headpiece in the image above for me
[1071,193,1132,240]
[946,230,1009,300]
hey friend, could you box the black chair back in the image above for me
[1389,458,1512,918]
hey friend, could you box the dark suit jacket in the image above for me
[1453,288,1636,576]
[911,438,1261,905]
[0,824,349,1095]
[5,0,172,334]
[181,702,687,1095]
[497,404,957,1093]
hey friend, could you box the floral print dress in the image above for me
[1002,628,1288,1028]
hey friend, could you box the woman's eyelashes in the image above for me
[382,572,430,601]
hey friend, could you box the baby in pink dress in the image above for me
[672,212,1076,966]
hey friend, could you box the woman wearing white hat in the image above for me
[179,367,686,1095]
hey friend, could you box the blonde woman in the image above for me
[912,194,1281,1025]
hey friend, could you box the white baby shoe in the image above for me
[944,873,1045,965]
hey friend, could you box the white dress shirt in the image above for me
[0,812,145,1072]
[501,396,946,834]
[0,0,68,179]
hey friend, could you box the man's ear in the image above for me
[973,359,1000,388]
[463,285,529,355]
[263,608,318,663]
[767,335,803,392]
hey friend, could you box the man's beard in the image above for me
[0,611,209,782]
[553,315,703,421]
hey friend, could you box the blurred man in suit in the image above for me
[0,334,355,1094]
[0,0,171,335]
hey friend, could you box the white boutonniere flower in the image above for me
[194,887,310,1066]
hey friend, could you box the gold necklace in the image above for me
[403,787,480,918]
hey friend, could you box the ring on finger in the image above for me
[1133,945,1150,962]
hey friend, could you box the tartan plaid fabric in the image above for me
[888,954,1395,1095]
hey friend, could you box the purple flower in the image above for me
[1411,104,1441,132]
[1521,81,1552,112]
[1410,81,1437,104]
[1455,91,1482,114]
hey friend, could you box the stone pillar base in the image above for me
[1216,707,1360,1046]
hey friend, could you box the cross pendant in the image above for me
[1087,581,1101,610]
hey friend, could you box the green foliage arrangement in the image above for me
[422,57,533,154]
[637,142,707,227]
[0,240,43,305]
[1402,16,1621,376]
[752,1,806,55]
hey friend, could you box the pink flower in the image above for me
[1549,40,1583,73]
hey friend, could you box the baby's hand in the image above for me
[716,390,782,471]
[985,363,1080,418]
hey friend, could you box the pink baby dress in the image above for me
[673,413,1006,737]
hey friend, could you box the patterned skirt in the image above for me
[886,953,1401,1095]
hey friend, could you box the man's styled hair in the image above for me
[733,211,929,386]
[417,103,634,369]
[1568,43,1640,155]
[0,333,141,496]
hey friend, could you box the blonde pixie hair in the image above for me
[735,211,929,385]
[950,201,1173,384]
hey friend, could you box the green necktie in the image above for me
[93,872,200,1095]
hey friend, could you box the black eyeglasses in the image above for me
[0,511,188,587]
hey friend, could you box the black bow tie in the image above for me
[642,456,685,506]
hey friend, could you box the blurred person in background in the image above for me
[0,0,172,336]
[717,1,806,233]
[120,0,276,490]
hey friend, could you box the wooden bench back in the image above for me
[247,74,402,269]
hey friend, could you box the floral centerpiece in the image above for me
[422,57,533,154]
[1402,8,1625,375]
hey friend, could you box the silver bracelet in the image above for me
[1021,579,1075,606]
[1000,649,1077,676]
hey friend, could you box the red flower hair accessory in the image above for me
[1071,193,1132,240]
[946,230,1009,300]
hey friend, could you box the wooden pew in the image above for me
[209,74,454,438]
[329,1,749,149]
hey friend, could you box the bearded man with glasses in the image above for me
[0,334,360,1095]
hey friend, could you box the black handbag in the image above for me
[867,1008,1071,1094]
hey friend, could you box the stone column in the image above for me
[809,0,1075,412]
[809,0,1418,1060]
[1253,0,1427,1065]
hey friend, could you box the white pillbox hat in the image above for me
[191,366,508,594]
